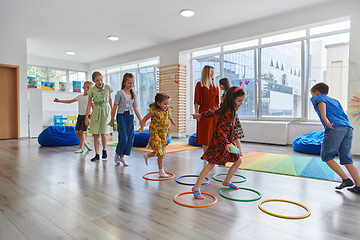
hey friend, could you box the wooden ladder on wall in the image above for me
[157,64,187,134]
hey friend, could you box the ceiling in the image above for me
[0,0,336,64]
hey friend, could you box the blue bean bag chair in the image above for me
[293,130,324,155]
[38,126,80,146]
[188,133,202,147]
[133,129,171,147]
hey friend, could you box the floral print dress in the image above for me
[146,106,172,158]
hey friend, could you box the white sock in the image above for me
[159,169,168,177]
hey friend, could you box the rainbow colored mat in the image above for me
[107,141,201,154]
[225,152,360,182]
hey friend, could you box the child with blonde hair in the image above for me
[138,93,176,177]
[109,73,142,166]
[85,71,113,162]
[54,81,93,153]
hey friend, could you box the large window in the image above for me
[223,50,255,117]
[138,67,155,116]
[190,18,350,121]
[260,42,302,118]
[27,66,46,88]
[48,69,67,92]
[100,58,159,125]
[192,55,221,85]
[308,33,350,120]
[27,66,87,92]
[69,71,86,92]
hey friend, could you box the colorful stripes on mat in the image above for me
[225,152,360,182]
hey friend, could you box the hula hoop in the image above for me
[175,175,210,186]
[142,171,175,181]
[219,187,262,202]
[212,173,246,183]
[258,199,311,219]
[173,191,218,208]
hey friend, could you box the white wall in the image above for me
[0,33,28,138]
[28,55,89,72]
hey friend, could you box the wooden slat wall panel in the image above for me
[157,64,187,133]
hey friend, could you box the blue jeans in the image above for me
[116,111,134,156]
[321,126,353,165]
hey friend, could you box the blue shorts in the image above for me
[320,126,353,165]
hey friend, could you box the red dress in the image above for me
[194,82,219,145]
[201,109,240,165]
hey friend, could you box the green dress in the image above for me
[146,106,172,158]
[87,84,113,134]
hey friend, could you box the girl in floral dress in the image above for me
[138,93,176,177]
[191,86,245,199]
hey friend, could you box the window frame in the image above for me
[189,18,350,122]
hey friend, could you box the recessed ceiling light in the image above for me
[181,10,194,17]
[108,36,119,41]
[66,51,75,55]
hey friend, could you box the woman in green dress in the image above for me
[85,71,113,162]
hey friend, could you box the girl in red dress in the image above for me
[191,86,245,199]
[194,65,219,153]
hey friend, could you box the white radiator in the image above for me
[241,121,289,145]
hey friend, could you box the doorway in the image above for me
[0,64,20,139]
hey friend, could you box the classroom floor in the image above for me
[0,135,359,240]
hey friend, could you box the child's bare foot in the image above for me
[159,169,169,178]
[143,154,149,165]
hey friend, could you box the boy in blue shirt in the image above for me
[311,82,360,193]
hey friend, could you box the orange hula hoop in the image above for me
[173,191,218,208]
[142,171,175,181]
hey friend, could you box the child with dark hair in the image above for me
[311,82,360,193]
[191,86,245,199]
[219,77,244,156]
[219,77,232,104]
[138,93,176,177]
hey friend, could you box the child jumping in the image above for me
[85,71,113,162]
[138,93,176,177]
[219,78,244,156]
[109,73,142,166]
[311,82,360,193]
[191,86,245,199]
[54,81,93,153]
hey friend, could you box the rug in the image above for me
[225,152,360,182]
[107,141,201,154]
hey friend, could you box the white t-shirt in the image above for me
[75,94,91,115]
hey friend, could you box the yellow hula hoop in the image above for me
[258,199,311,219]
